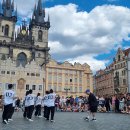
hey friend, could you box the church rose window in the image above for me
[38,30,43,41]
[17,52,27,67]
[4,25,9,36]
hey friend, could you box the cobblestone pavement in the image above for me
[0,111,130,130]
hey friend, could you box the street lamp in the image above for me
[64,88,70,96]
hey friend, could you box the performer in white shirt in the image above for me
[46,89,56,122]
[2,84,16,124]
[34,93,42,117]
[42,91,49,119]
[26,89,35,122]
[23,91,29,118]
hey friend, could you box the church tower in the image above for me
[29,0,50,65]
[0,0,17,42]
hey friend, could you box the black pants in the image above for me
[27,105,34,119]
[35,105,41,116]
[2,104,13,121]
[44,106,47,118]
[105,104,110,112]
[46,106,55,120]
[8,107,15,119]
[23,107,28,118]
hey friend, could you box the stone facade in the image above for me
[95,64,114,96]
[0,0,50,98]
[46,59,93,97]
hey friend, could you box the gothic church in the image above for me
[0,0,50,97]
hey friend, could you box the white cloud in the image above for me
[67,55,108,73]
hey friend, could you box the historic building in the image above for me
[95,64,114,96]
[114,48,130,94]
[46,59,93,96]
[94,47,130,96]
[0,0,50,98]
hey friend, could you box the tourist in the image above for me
[34,93,42,117]
[2,84,16,124]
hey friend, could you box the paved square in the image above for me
[0,111,130,130]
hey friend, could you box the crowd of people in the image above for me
[1,84,130,124]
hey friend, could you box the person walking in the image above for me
[2,84,16,124]
[34,93,42,117]
[85,89,98,121]
[46,89,56,122]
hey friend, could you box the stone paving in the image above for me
[0,111,130,130]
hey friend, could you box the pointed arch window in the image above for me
[38,30,43,41]
[4,25,9,36]
[17,52,27,67]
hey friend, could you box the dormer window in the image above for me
[4,25,9,36]
[118,55,120,61]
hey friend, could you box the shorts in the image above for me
[90,106,97,112]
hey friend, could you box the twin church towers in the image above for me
[0,0,50,67]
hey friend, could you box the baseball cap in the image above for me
[85,89,90,93]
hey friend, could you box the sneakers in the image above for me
[38,116,42,118]
[84,117,89,121]
[50,120,55,123]
[3,120,9,124]
[91,119,97,121]
[28,119,33,122]
[8,119,13,121]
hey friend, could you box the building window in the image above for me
[2,26,4,32]
[0,83,2,90]
[70,79,72,83]
[7,71,10,74]
[27,73,30,76]
[5,83,9,89]
[75,87,77,92]
[1,71,5,74]
[38,30,43,41]
[4,24,9,36]
[31,73,35,76]
[118,55,120,61]
[32,85,36,90]
[17,52,27,67]
[123,79,126,85]
[79,87,82,92]
[39,85,42,90]
[38,53,41,57]
[26,84,29,90]
[11,71,15,75]
[36,73,40,77]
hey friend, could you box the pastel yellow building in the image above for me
[46,59,93,97]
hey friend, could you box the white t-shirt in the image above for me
[3,90,15,105]
[26,94,35,106]
[35,96,42,106]
[24,96,29,107]
[42,94,49,106]
[47,93,56,107]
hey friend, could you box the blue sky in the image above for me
[10,0,130,72]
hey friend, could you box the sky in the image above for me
[10,0,130,72]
